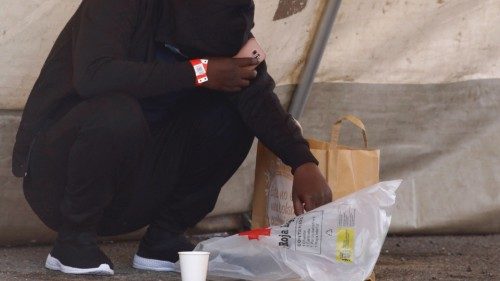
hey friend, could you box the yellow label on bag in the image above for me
[336,227,355,263]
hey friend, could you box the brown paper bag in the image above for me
[251,115,380,281]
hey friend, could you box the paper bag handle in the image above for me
[331,115,368,148]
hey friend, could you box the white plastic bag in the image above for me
[190,180,402,281]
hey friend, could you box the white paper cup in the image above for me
[178,251,210,281]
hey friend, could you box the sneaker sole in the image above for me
[132,254,176,272]
[45,254,114,275]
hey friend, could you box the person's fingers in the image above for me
[316,187,332,206]
[314,188,332,208]
[293,195,305,216]
[324,188,333,203]
[302,195,315,212]
[240,69,258,80]
[223,86,242,92]
[234,57,259,67]
[238,79,250,88]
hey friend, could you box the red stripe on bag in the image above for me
[238,228,271,240]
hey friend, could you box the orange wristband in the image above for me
[190,59,209,86]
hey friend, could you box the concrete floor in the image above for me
[0,235,498,281]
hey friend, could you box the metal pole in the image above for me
[289,0,342,120]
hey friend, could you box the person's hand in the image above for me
[292,162,333,215]
[202,58,259,92]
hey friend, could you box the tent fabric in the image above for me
[0,0,498,240]
[0,0,325,109]
[316,0,500,84]
[300,80,500,234]
[2,1,498,103]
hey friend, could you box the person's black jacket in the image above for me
[12,0,317,178]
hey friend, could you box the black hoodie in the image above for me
[12,0,317,177]
[160,0,255,57]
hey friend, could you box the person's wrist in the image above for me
[294,162,319,177]
[189,58,209,86]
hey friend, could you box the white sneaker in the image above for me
[132,254,177,272]
[45,254,114,275]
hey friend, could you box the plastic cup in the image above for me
[178,251,210,281]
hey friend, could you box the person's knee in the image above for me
[196,100,251,143]
[191,101,254,170]
[83,94,149,141]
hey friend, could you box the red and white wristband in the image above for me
[190,59,209,86]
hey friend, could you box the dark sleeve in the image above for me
[226,62,318,172]
[72,0,195,98]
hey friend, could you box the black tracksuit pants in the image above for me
[23,92,254,236]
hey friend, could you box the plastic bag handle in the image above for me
[331,115,368,148]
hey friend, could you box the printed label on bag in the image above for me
[277,218,295,249]
[336,205,356,263]
[276,211,324,255]
[338,204,356,228]
[294,211,324,254]
[336,227,355,263]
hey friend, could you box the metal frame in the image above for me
[289,0,343,119]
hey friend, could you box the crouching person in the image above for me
[12,0,332,275]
